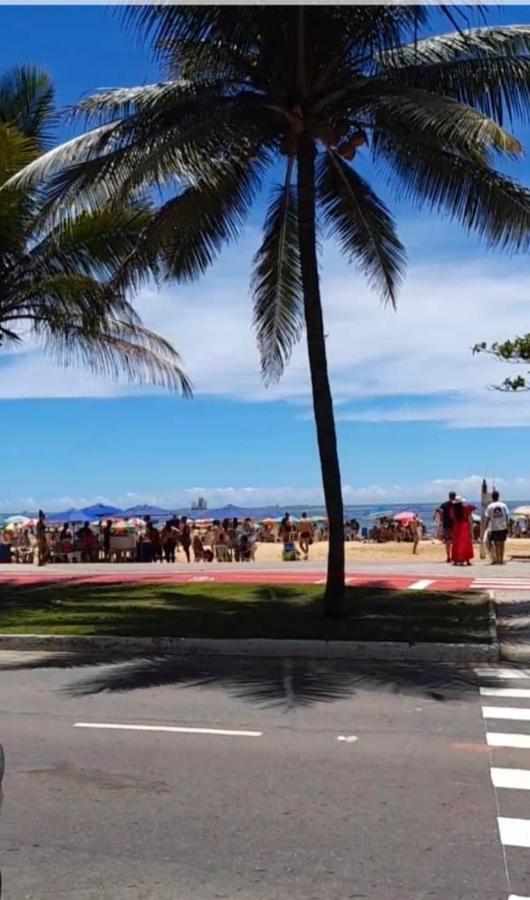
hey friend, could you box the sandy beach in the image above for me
[252,538,530,564]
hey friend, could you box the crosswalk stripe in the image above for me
[491,768,530,790]
[498,817,530,848]
[475,668,530,679]
[483,706,530,721]
[480,688,530,698]
[508,895,530,899]
[487,733,530,749]
[471,578,530,591]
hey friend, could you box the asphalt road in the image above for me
[0,652,522,899]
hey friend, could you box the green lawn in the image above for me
[0,582,491,643]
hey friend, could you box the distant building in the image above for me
[191,497,208,510]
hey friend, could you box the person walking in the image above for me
[298,512,315,560]
[410,515,422,555]
[450,497,475,566]
[161,521,177,563]
[179,516,191,562]
[36,510,48,567]
[485,490,510,565]
[437,491,456,563]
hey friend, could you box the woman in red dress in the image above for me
[450,497,475,565]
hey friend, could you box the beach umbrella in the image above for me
[81,503,123,518]
[367,509,394,520]
[394,511,417,523]
[123,504,171,518]
[4,515,30,526]
[513,506,530,516]
[47,508,86,524]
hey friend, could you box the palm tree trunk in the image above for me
[297,135,346,615]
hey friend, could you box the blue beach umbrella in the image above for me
[47,508,86,524]
[81,503,124,519]
[123,504,172,518]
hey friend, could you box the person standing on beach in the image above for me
[485,490,510,565]
[437,491,456,562]
[179,516,191,562]
[36,510,47,567]
[298,513,315,561]
[450,497,475,566]
[409,515,422,555]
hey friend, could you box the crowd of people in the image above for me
[0,496,518,566]
[435,490,510,566]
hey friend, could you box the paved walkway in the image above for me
[3,560,530,592]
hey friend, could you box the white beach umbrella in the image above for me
[4,515,30,526]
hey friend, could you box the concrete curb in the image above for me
[0,633,499,662]
[487,591,500,648]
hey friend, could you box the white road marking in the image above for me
[475,668,530,679]
[336,735,358,743]
[487,733,530,749]
[74,722,263,737]
[498,817,530,848]
[482,706,530,721]
[491,768,530,790]
[480,688,530,699]
[473,579,530,584]
[509,895,530,899]
[408,579,434,591]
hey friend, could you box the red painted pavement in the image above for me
[0,568,474,591]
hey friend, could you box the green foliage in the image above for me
[7,9,530,382]
[0,65,191,394]
[474,335,530,391]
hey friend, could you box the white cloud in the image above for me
[2,223,530,428]
[2,475,529,513]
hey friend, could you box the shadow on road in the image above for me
[0,650,479,710]
[495,598,530,662]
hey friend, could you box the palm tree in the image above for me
[9,8,530,612]
[0,64,190,393]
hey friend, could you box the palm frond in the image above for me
[15,273,140,327]
[4,120,122,191]
[29,205,155,283]
[252,159,304,383]
[317,150,405,306]
[364,82,522,162]
[0,65,56,149]
[377,136,530,252]
[0,123,38,184]
[33,314,192,396]
[38,93,263,221]
[379,24,530,67]
[114,151,266,290]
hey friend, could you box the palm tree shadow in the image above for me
[0,651,478,710]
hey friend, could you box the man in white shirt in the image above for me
[485,490,510,565]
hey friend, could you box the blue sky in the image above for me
[2,5,530,512]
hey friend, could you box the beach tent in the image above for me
[186,505,285,521]
[81,503,123,518]
[123,504,172,518]
[47,508,86,524]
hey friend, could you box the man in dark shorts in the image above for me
[437,491,456,562]
[485,490,510,565]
